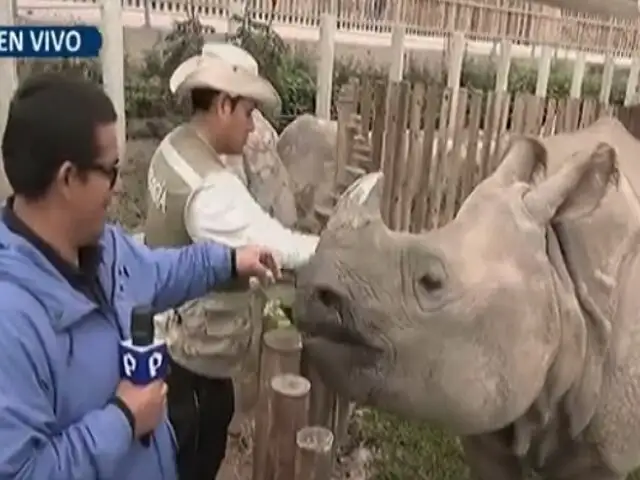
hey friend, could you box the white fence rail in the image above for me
[34,0,640,56]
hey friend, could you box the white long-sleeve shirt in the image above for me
[184,170,319,270]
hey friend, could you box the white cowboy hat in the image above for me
[169,42,281,112]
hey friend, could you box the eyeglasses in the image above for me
[87,161,119,189]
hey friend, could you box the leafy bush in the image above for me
[226,11,316,129]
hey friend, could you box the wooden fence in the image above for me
[247,318,350,479]
[321,77,626,230]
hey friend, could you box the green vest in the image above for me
[144,119,296,379]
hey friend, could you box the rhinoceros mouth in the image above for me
[300,320,382,351]
[296,286,384,354]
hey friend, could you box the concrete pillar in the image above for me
[535,44,553,97]
[101,0,127,162]
[315,13,336,120]
[570,51,586,99]
[388,23,405,82]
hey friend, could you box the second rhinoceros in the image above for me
[294,116,640,479]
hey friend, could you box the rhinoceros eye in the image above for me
[419,273,442,292]
[418,259,446,293]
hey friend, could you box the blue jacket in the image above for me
[0,221,233,480]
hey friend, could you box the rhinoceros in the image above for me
[294,116,640,479]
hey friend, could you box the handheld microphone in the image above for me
[119,306,168,447]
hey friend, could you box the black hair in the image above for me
[190,87,241,113]
[1,72,117,200]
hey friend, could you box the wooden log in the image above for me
[301,351,334,429]
[269,374,312,480]
[252,329,303,480]
[294,426,335,480]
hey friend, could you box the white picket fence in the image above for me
[17,0,640,56]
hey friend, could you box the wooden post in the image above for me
[0,0,18,199]
[388,81,411,230]
[536,44,553,97]
[269,374,312,480]
[370,80,387,171]
[301,353,333,429]
[316,13,336,119]
[335,81,357,190]
[625,54,640,106]
[101,0,127,163]
[253,329,303,480]
[401,81,426,231]
[381,81,401,225]
[570,51,586,99]
[295,426,334,480]
[411,85,440,232]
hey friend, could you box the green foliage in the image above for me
[460,58,627,104]
[17,57,101,82]
[355,409,468,480]
[126,12,205,120]
[226,10,316,129]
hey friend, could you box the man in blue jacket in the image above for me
[0,73,280,480]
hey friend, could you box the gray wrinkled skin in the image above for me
[277,114,338,230]
[276,114,506,232]
[294,117,640,479]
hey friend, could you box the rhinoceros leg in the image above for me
[461,431,526,480]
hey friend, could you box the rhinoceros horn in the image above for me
[326,172,384,231]
[491,136,547,186]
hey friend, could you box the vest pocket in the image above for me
[167,292,254,373]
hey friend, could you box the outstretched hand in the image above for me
[235,245,281,285]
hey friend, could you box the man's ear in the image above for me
[523,143,618,225]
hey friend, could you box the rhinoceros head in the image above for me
[294,137,617,437]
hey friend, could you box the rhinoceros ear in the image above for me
[326,172,384,231]
[523,143,618,224]
[493,136,547,186]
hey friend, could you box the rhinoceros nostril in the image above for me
[316,287,342,309]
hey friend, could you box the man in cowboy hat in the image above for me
[144,43,319,479]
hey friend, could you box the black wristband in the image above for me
[110,397,135,439]
[230,248,238,278]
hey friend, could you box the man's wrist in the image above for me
[110,396,136,440]
[230,248,238,278]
